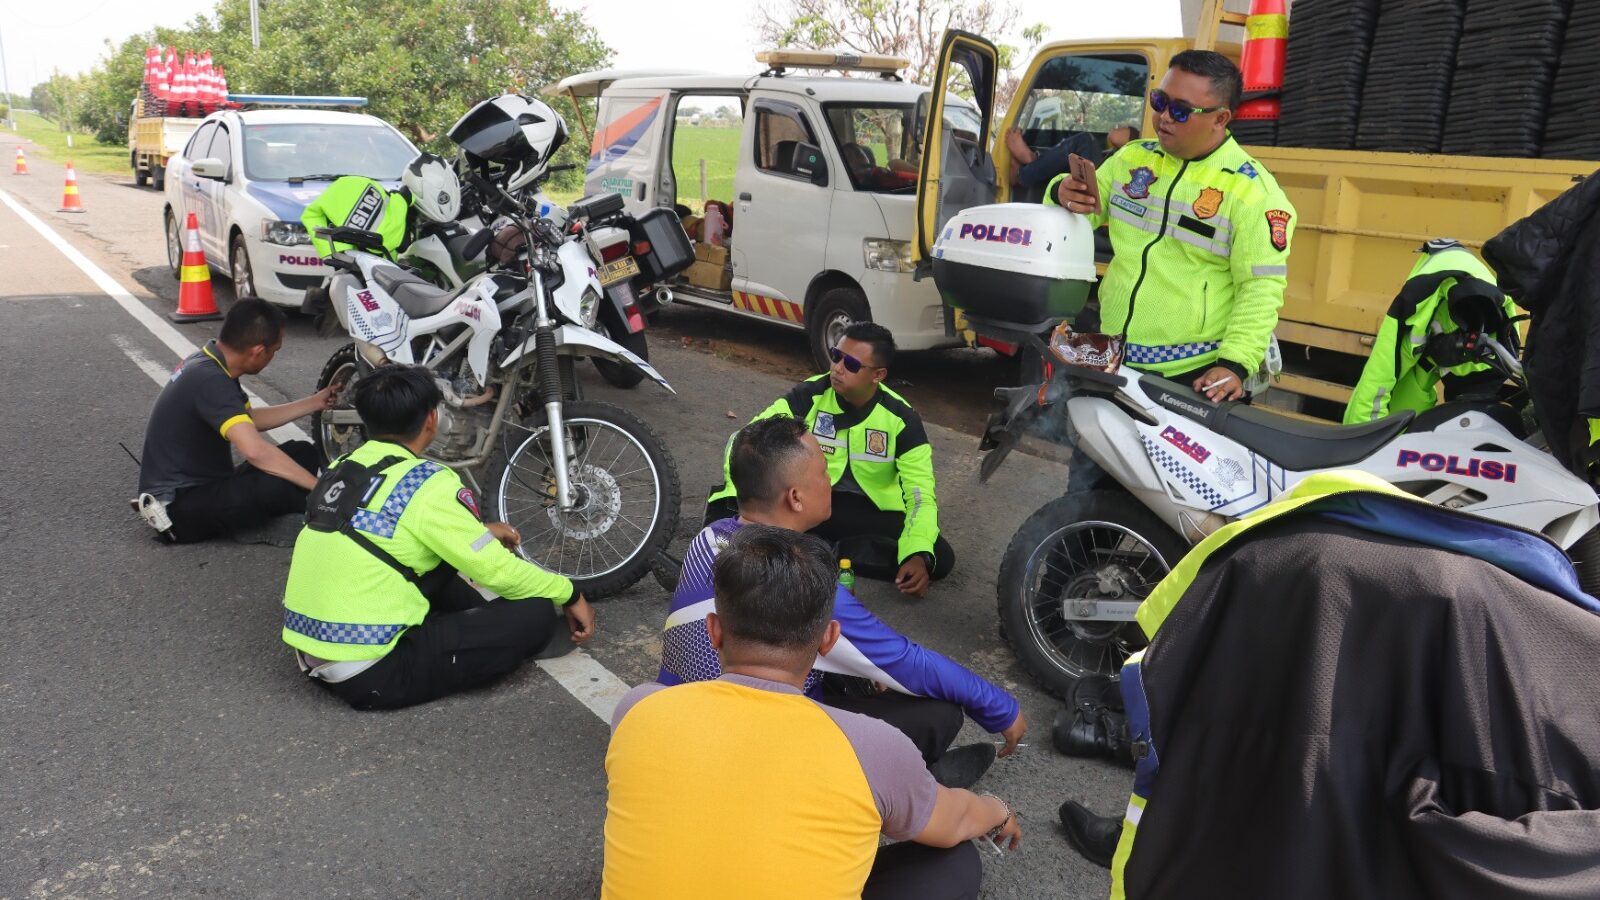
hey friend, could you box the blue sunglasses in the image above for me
[1149,89,1228,125]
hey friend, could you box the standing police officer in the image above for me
[1051,50,1295,406]
[281,365,594,710]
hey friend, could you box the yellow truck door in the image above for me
[912,30,999,271]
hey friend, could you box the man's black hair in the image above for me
[218,298,287,350]
[730,416,811,507]
[1122,124,1142,140]
[1169,50,1243,112]
[712,524,836,649]
[351,365,441,441]
[842,321,896,369]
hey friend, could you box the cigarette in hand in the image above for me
[1201,375,1235,392]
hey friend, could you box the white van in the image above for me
[549,53,983,369]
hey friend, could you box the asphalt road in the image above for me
[0,137,1129,899]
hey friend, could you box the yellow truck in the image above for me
[915,0,1599,416]
[127,96,203,191]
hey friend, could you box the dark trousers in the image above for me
[167,440,320,543]
[864,840,982,900]
[821,674,964,767]
[703,491,955,582]
[320,572,560,711]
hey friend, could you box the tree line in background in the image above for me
[27,0,610,189]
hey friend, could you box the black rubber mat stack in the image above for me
[1355,0,1467,153]
[1231,119,1279,147]
[1277,0,1380,150]
[1441,0,1571,157]
[1542,0,1600,159]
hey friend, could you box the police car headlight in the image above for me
[863,238,913,273]
[580,286,601,328]
[262,220,311,246]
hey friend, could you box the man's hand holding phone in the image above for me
[1056,153,1102,217]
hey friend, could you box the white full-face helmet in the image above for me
[402,153,462,223]
[448,94,570,193]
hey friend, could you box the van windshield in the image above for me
[823,100,982,194]
[241,123,417,182]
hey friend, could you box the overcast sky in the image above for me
[1,0,1185,96]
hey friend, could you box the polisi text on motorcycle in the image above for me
[958,223,1033,246]
[1397,450,1518,483]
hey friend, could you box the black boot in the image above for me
[1059,800,1122,869]
[928,743,997,789]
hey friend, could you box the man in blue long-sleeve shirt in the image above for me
[659,416,1027,787]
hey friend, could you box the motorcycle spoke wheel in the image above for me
[498,416,662,582]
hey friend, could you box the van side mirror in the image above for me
[192,158,226,180]
[791,142,827,187]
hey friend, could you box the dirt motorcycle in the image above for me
[410,164,689,390]
[306,183,683,598]
[979,329,1600,698]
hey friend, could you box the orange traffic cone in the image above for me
[12,147,26,175]
[170,212,223,323]
[59,161,84,212]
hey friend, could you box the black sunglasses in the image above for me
[828,346,879,374]
[1149,89,1228,125]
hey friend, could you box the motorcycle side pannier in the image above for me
[628,207,695,284]
[931,203,1097,333]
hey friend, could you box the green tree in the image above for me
[756,0,1021,88]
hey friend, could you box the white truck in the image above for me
[128,97,202,190]
[549,52,984,370]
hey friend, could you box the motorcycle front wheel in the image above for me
[996,490,1189,698]
[493,399,681,599]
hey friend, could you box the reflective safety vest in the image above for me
[301,176,410,258]
[1344,240,1517,424]
[1046,135,1295,377]
[708,376,942,566]
[281,440,575,662]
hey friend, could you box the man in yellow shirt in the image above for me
[604,525,1022,899]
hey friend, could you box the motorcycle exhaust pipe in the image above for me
[654,286,673,306]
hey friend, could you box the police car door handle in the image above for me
[739,192,752,201]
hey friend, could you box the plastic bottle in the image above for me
[838,559,855,593]
[703,203,725,247]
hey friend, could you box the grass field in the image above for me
[669,125,741,211]
[6,111,129,176]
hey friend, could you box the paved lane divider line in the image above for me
[0,185,307,442]
[6,185,630,726]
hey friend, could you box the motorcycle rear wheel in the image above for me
[312,343,370,462]
[997,490,1188,698]
[592,323,648,389]
[493,400,681,599]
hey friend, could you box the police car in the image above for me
[160,97,417,307]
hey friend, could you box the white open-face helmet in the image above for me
[402,153,461,223]
[448,94,570,193]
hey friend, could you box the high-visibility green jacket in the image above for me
[301,176,410,258]
[1046,134,1295,377]
[281,440,575,661]
[1344,240,1517,424]
[708,376,942,566]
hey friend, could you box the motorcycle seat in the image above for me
[1143,377,1415,471]
[371,265,463,318]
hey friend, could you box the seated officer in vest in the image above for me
[1051,50,1294,406]
[706,322,952,598]
[281,365,594,710]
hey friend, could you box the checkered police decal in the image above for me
[1124,341,1221,366]
[352,461,445,538]
[283,610,406,645]
[1140,435,1224,508]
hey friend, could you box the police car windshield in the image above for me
[241,123,416,182]
[822,100,983,194]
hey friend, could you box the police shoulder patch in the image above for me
[457,487,481,519]
[1238,162,1258,179]
[1265,209,1292,251]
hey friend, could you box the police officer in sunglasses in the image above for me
[705,322,953,598]
[1050,50,1295,409]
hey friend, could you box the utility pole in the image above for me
[250,0,261,49]
[0,24,16,129]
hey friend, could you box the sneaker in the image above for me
[131,494,176,542]
[1059,800,1122,869]
[929,742,997,789]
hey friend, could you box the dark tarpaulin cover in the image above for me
[1123,502,1600,898]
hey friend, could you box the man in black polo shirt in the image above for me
[133,300,336,543]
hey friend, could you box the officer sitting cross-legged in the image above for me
[281,364,594,710]
[706,322,953,597]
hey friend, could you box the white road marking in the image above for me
[0,185,307,443]
[7,185,633,726]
